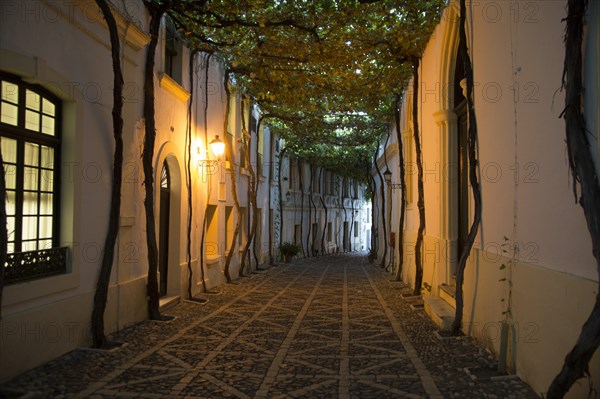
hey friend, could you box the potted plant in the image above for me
[280,242,301,263]
[367,248,377,264]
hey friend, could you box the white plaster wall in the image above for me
[585,0,599,176]
[468,1,595,279]
[0,0,136,294]
[1,0,346,383]
[381,0,599,395]
[461,248,600,398]
[398,0,597,281]
[0,0,146,381]
[396,0,595,279]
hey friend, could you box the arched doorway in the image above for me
[159,161,170,297]
[434,0,462,284]
[154,144,182,301]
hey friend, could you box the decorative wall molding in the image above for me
[159,73,191,102]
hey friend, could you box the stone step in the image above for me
[423,296,456,331]
[159,295,180,312]
[439,283,456,309]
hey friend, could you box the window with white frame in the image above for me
[1,73,66,283]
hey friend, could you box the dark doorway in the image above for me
[343,221,349,252]
[159,161,170,297]
[311,223,318,255]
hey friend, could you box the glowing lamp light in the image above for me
[209,135,225,158]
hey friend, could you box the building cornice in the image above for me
[375,142,398,172]
[159,73,191,102]
[40,0,150,54]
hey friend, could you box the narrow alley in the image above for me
[2,254,538,399]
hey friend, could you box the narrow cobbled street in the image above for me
[3,254,539,398]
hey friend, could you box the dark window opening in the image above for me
[165,17,183,84]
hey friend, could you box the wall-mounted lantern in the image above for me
[198,135,225,167]
[383,169,392,185]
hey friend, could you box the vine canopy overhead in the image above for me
[164,0,444,180]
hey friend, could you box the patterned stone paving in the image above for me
[1,254,540,398]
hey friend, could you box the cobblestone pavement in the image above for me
[2,254,540,398]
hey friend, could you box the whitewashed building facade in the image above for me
[373,1,600,397]
[0,0,369,382]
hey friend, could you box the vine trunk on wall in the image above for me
[0,148,5,319]
[548,0,600,396]
[349,201,355,253]
[307,165,313,256]
[313,168,319,255]
[277,147,287,260]
[268,131,275,264]
[365,168,377,257]
[142,1,169,320]
[188,50,211,300]
[393,94,407,282]
[315,168,323,255]
[91,0,125,347]
[340,177,346,251]
[186,50,197,299]
[240,98,258,276]
[196,52,212,297]
[451,0,483,335]
[374,144,387,268]
[320,194,328,255]
[412,58,426,296]
[222,72,240,283]
[298,159,306,257]
[253,117,264,269]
